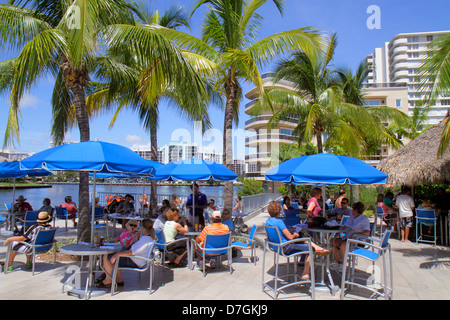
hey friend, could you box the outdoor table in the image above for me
[0,211,25,234]
[108,213,146,237]
[185,231,201,270]
[60,242,122,299]
[304,225,351,296]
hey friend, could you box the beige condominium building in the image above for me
[244,30,449,178]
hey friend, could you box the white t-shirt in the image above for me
[344,214,370,239]
[130,235,154,268]
[396,194,415,218]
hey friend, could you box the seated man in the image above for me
[115,194,135,214]
[332,201,370,271]
[329,197,351,221]
[195,210,230,269]
[8,195,33,234]
[221,208,234,232]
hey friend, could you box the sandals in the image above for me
[314,249,331,256]
[300,274,310,281]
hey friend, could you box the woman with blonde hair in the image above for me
[170,194,182,209]
[97,219,156,288]
[164,207,189,267]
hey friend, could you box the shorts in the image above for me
[399,216,414,228]
[107,253,138,268]
[283,243,309,255]
[167,241,187,255]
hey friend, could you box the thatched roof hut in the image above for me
[377,119,450,186]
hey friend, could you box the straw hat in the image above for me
[16,195,26,201]
[37,211,51,223]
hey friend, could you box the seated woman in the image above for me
[332,201,371,271]
[118,219,140,249]
[283,196,294,211]
[38,198,53,217]
[164,207,189,267]
[60,195,78,228]
[306,188,323,218]
[222,208,234,232]
[97,219,155,288]
[265,201,330,281]
[418,199,435,235]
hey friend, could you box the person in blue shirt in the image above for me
[265,201,330,281]
[222,208,234,232]
[185,183,208,226]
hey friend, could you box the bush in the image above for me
[237,178,264,196]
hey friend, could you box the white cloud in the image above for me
[19,94,45,109]
[124,134,150,150]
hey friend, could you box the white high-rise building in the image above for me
[365,30,450,124]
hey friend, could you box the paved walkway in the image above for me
[1,212,450,300]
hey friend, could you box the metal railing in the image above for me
[241,193,282,215]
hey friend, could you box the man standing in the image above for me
[396,186,415,243]
[185,183,208,226]
[334,190,346,209]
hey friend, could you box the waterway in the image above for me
[0,183,239,210]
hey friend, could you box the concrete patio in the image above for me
[1,211,450,301]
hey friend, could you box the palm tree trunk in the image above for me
[72,83,91,242]
[223,80,236,210]
[149,110,158,213]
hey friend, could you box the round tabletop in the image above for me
[60,243,122,256]
[305,226,351,234]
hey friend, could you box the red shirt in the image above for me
[61,203,77,215]
[13,202,33,212]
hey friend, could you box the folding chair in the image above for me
[231,225,258,265]
[5,228,57,275]
[54,206,70,231]
[111,240,156,295]
[193,232,232,277]
[155,230,188,271]
[415,209,438,246]
[262,225,315,300]
[340,228,393,300]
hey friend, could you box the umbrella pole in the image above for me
[90,172,96,248]
[11,178,16,208]
[192,180,195,227]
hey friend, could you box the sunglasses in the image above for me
[129,224,138,228]
[341,202,348,205]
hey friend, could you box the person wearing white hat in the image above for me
[194,210,230,270]
[2,211,52,271]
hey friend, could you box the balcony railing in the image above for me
[245,115,298,127]
[245,134,297,144]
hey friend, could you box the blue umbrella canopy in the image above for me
[152,158,238,181]
[20,140,162,175]
[265,153,387,185]
[0,161,51,178]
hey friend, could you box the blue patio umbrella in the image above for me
[265,153,388,213]
[20,140,162,247]
[0,161,52,208]
[265,153,388,185]
[151,158,238,222]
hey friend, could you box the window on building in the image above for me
[427,35,433,42]
[407,36,419,43]
[396,99,401,107]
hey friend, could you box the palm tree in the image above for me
[0,1,211,241]
[259,35,409,157]
[82,3,215,212]
[187,0,324,209]
[417,33,450,157]
[0,0,139,241]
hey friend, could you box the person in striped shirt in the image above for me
[194,210,230,270]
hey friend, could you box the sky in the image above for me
[0,0,449,156]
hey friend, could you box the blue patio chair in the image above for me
[231,225,258,265]
[0,214,6,235]
[54,206,70,231]
[193,232,232,277]
[5,227,57,275]
[262,225,315,300]
[415,208,438,246]
[284,209,300,218]
[111,240,156,296]
[21,211,40,231]
[340,228,394,300]
[154,230,188,271]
